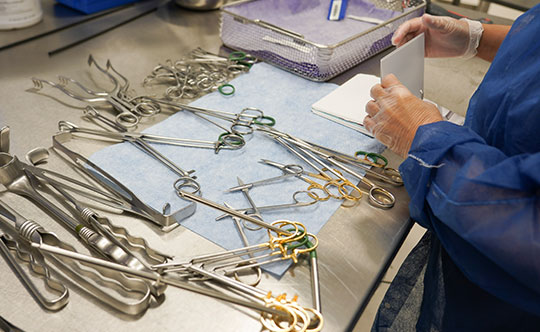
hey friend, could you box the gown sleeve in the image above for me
[399,120,540,316]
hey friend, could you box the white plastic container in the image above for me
[0,0,43,30]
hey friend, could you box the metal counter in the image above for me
[0,1,512,331]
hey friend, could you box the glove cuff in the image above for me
[460,19,484,59]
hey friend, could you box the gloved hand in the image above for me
[392,14,483,58]
[364,74,443,158]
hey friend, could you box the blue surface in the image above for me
[90,63,383,277]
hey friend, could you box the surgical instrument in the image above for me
[176,190,289,235]
[275,136,396,208]
[140,96,275,136]
[216,191,319,221]
[258,126,403,186]
[0,201,153,315]
[270,135,362,202]
[259,159,332,201]
[0,153,148,269]
[31,55,160,128]
[35,242,324,332]
[223,202,262,287]
[154,220,317,276]
[52,131,196,231]
[236,176,264,231]
[0,226,69,311]
[226,165,304,192]
[59,121,245,153]
[0,126,9,153]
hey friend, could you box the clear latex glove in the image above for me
[391,14,483,58]
[363,74,443,158]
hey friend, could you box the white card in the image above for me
[380,33,425,98]
[311,73,380,136]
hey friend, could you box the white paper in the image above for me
[380,33,425,98]
[311,73,380,137]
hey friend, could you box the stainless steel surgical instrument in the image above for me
[59,120,245,153]
[0,200,153,315]
[0,153,147,269]
[52,131,196,231]
[31,55,161,128]
[216,191,319,221]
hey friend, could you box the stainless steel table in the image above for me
[0,1,511,331]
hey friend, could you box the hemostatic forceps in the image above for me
[31,55,160,128]
[276,136,396,209]
[58,120,245,154]
[141,96,275,136]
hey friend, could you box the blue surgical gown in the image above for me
[373,5,540,331]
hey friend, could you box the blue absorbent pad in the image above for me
[90,63,384,277]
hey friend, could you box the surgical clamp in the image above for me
[59,121,245,153]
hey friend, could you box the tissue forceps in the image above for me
[58,121,245,153]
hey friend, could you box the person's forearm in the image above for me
[476,24,511,62]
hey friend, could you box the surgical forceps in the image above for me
[274,135,395,208]
[142,96,275,136]
[32,55,160,128]
[268,134,363,202]
[265,128,403,186]
[58,121,245,153]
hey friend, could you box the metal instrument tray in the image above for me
[220,0,426,81]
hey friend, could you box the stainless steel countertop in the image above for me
[0,1,511,331]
